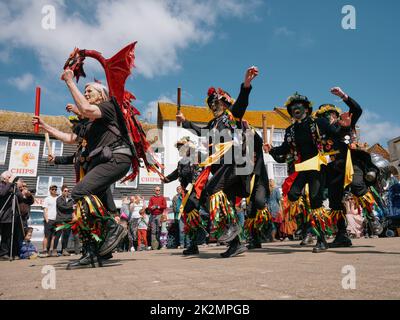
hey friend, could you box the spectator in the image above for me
[172,186,188,249]
[0,171,30,260]
[160,212,169,249]
[19,227,38,259]
[267,179,283,241]
[53,185,74,256]
[39,185,59,258]
[137,209,149,251]
[148,186,167,250]
[128,195,143,252]
[235,198,246,228]
[16,178,35,229]
[344,195,364,238]
[118,197,130,252]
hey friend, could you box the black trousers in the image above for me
[0,221,23,257]
[288,170,324,209]
[247,179,268,218]
[71,156,131,208]
[53,227,71,251]
[326,160,368,211]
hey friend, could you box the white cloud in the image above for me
[274,27,294,37]
[0,0,261,78]
[358,110,400,146]
[8,73,34,91]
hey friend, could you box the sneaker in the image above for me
[49,250,59,257]
[312,239,328,253]
[62,249,71,256]
[300,233,314,246]
[0,255,10,261]
[130,247,136,252]
[147,246,152,251]
[38,252,49,258]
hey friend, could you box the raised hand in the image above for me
[32,116,46,130]
[176,112,186,124]
[61,69,74,82]
[330,87,348,100]
[263,143,272,153]
[244,66,259,88]
[66,103,81,116]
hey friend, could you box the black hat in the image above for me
[284,92,313,116]
[206,87,235,108]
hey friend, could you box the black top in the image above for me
[270,116,340,162]
[0,182,27,223]
[330,96,363,158]
[84,101,124,154]
[56,196,74,222]
[182,83,252,172]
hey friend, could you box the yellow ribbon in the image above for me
[344,148,354,188]
[294,151,339,172]
[199,141,234,167]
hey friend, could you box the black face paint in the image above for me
[290,104,306,120]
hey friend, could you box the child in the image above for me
[20,227,38,259]
[137,209,149,251]
[159,213,169,249]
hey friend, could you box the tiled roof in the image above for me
[368,143,390,160]
[0,109,157,135]
[0,109,72,134]
[158,102,291,129]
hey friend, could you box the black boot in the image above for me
[247,233,262,249]
[329,218,352,248]
[98,219,128,256]
[220,236,247,258]
[183,243,199,255]
[300,233,314,246]
[67,242,103,270]
[312,234,328,253]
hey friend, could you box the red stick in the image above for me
[34,87,41,134]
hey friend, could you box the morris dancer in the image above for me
[176,66,259,257]
[162,137,207,254]
[264,92,340,253]
[33,43,161,268]
[314,87,380,247]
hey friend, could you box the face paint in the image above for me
[290,104,306,120]
[209,100,225,117]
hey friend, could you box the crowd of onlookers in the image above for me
[0,168,398,261]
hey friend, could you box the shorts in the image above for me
[44,220,56,237]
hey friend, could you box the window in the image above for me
[0,137,8,164]
[43,140,63,157]
[115,168,138,189]
[272,163,288,187]
[36,176,64,196]
[272,129,285,147]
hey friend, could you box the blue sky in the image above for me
[0,0,399,146]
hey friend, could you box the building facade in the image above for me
[0,110,164,209]
[157,102,292,200]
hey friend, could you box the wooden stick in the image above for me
[269,125,275,145]
[45,133,53,157]
[34,87,41,134]
[262,114,267,143]
[176,87,182,127]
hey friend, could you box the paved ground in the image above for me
[0,238,399,300]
